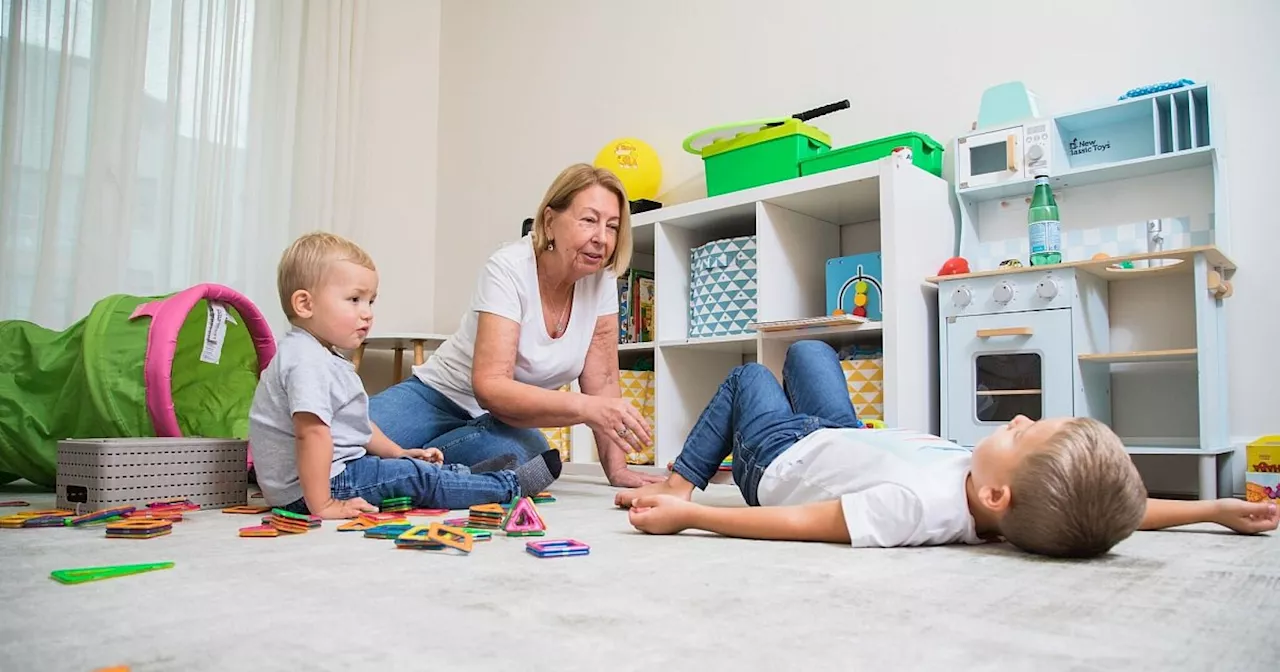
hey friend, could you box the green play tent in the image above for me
[0,283,275,486]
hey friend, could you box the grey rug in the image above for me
[0,477,1274,671]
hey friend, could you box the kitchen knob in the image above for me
[1036,278,1059,299]
[952,286,972,307]
[992,282,1014,304]
[1027,145,1044,161]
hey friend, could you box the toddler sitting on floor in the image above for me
[248,232,561,519]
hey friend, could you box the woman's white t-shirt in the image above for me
[414,236,619,418]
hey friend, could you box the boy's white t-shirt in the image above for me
[415,236,618,418]
[755,428,985,548]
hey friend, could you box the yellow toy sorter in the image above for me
[1245,435,1280,504]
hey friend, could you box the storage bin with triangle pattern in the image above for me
[618,369,655,465]
[538,385,573,462]
[841,357,884,420]
[689,235,757,338]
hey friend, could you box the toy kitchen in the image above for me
[929,81,1239,500]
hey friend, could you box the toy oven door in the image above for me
[956,126,1025,189]
[945,309,1074,447]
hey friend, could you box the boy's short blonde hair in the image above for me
[277,231,376,320]
[1001,417,1147,559]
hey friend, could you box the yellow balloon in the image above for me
[594,137,662,201]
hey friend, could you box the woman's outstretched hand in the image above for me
[583,396,653,457]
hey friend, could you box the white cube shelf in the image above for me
[561,156,955,477]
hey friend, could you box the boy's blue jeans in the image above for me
[284,454,521,514]
[367,376,550,468]
[671,340,862,506]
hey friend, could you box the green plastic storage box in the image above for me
[701,119,831,197]
[799,131,944,178]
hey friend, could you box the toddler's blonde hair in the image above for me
[1000,417,1147,558]
[277,231,376,320]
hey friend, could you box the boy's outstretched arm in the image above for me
[627,494,851,543]
[1141,498,1279,534]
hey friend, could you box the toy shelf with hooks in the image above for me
[559,156,954,478]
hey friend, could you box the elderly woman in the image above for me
[369,164,663,488]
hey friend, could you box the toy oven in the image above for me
[943,309,1075,447]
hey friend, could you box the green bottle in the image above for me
[1028,176,1062,265]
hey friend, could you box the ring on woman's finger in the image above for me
[616,427,630,437]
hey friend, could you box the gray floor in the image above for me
[0,477,1275,672]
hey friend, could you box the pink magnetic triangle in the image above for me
[503,497,545,533]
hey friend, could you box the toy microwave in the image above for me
[955,120,1054,189]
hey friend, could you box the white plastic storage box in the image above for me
[55,437,248,511]
[688,235,758,338]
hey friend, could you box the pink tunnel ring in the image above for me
[130,283,276,469]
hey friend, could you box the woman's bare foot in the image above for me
[614,473,695,508]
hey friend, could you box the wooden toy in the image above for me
[268,513,320,534]
[404,508,449,517]
[503,497,546,537]
[238,525,279,538]
[222,505,271,515]
[50,561,174,584]
[125,510,184,522]
[426,523,473,553]
[526,539,589,558]
[379,496,412,513]
[69,506,136,526]
[271,508,314,521]
[0,510,73,528]
[467,504,505,529]
[364,524,413,539]
[394,525,445,550]
[936,256,970,276]
[21,512,75,528]
[461,528,492,541]
[105,518,173,539]
[266,509,321,534]
[147,498,200,512]
[359,512,409,526]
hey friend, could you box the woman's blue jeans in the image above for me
[368,377,550,467]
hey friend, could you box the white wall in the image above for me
[431,0,1280,488]
[352,0,441,391]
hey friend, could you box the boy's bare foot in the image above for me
[614,474,695,509]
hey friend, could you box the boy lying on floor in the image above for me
[615,341,1278,558]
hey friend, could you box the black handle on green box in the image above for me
[767,100,850,127]
[794,99,850,122]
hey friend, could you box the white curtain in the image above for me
[0,0,367,333]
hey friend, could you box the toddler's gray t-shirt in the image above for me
[248,326,371,507]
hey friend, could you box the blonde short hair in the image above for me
[531,163,633,275]
[277,231,376,320]
[1001,417,1147,559]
